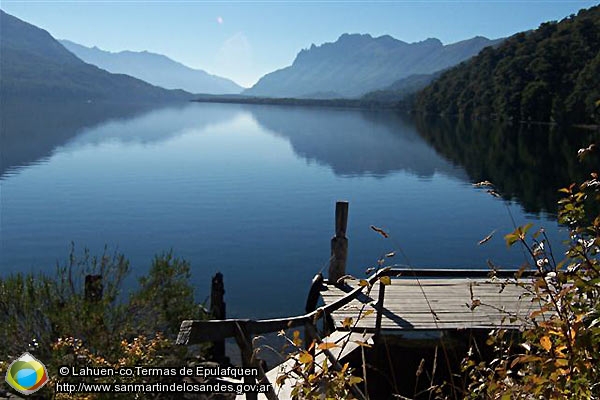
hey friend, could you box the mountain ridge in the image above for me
[0,10,191,103]
[60,40,244,94]
[245,33,503,98]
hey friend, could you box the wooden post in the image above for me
[210,272,226,361]
[329,201,349,284]
[234,322,258,400]
[374,280,386,338]
[84,275,103,302]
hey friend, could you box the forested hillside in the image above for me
[415,5,600,124]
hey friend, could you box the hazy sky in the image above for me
[2,1,597,87]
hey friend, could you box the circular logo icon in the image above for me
[5,352,49,395]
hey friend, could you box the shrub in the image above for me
[463,150,600,398]
[0,247,208,399]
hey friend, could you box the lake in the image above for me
[1,101,595,318]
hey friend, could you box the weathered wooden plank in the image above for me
[320,276,534,332]
[178,267,392,345]
[179,272,534,347]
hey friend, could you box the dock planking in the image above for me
[321,277,537,332]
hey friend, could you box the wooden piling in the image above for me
[329,201,349,284]
[234,322,258,400]
[210,272,226,361]
[374,280,386,337]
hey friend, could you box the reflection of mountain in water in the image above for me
[414,117,600,215]
[0,102,242,178]
[1,101,154,178]
[248,105,467,180]
[66,103,243,147]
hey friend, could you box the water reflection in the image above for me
[0,102,599,214]
[4,101,594,217]
[0,102,574,317]
[248,106,466,180]
[0,101,245,178]
[413,116,600,215]
[1,101,159,177]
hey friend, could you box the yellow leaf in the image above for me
[317,342,339,350]
[540,336,552,352]
[555,359,568,367]
[349,376,363,385]
[379,276,392,286]
[353,340,372,348]
[298,351,313,364]
[342,317,353,328]
[504,232,520,247]
[341,362,349,374]
[293,330,302,347]
[359,279,369,287]
[554,345,567,359]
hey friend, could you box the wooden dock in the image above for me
[177,201,540,400]
[321,273,535,333]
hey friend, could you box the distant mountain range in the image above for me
[245,34,503,99]
[0,10,190,103]
[60,40,243,95]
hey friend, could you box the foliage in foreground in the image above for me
[273,151,600,398]
[462,152,600,398]
[0,248,208,398]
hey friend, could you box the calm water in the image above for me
[1,101,595,318]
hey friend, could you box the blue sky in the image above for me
[2,1,598,87]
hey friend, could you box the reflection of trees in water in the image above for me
[248,105,465,180]
[414,116,600,215]
[5,99,595,217]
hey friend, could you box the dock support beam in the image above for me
[374,280,386,338]
[210,272,226,361]
[329,201,349,284]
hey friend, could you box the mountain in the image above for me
[415,5,600,124]
[244,34,502,99]
[60,40,243,94]
[0,10,190,103]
